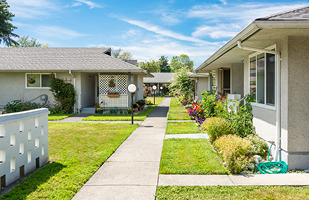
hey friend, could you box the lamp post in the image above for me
[160,86,163,97]
[128,84,137,125]
[152,85,157,105]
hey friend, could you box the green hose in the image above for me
[255,145,288,174]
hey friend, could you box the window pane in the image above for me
[42,75,51,87]
[266,53,275,106]
[250,57,256,100]
[27,74,40,87]
[257,54,265,104]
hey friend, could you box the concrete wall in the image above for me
[287,36,309,153]
[136,75,144,101]
[197,77,209,101]
[80,73,95,108]
[0,108,49,189]
[231,63,244,97]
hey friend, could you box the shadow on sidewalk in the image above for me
[147,106,169,118]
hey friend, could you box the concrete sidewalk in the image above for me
[72,97,171,200]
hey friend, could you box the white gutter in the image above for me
[237,41,281,162]
[69,70,77,113]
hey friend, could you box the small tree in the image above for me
[50,74,76,113]
[0,0,19,46]
[10,36,48,47]
[169,68,193,101]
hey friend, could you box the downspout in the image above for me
[237,41,281,162]
[69,70,77,113]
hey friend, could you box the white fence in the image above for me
[0,108,49,189]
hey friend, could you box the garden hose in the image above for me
[255,145,288,174]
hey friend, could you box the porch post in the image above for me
[128,72,131,107]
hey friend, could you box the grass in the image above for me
[82,97,164,121]
[167,97,192,120]
[156,185,309,200]
[159,139,228,175]
[166,121,204,134]
[48,113,75,121]
[0,123,138,200]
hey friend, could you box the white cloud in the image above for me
[72,2,82,7]
[192,23,241,39]
[219,0,227,5]
[35,26,87,39]
[76,0,102,9]
[116,17,216,45]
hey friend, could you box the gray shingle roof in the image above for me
[143,73,175,84]
[255,5,309,21]
[0,47,144,71]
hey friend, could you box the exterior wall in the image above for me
[231,63,244,97]
[0,72,74,109]
[81,73,95,108]
[197,77,209,101]
[136,75,144,101]
[0,108,49,188]
[287,36,309,153]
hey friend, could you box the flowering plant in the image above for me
[28,76,36,81]
[107,90,119,95]
[143,86,152,98]
[188,103,206,124]
[109,76,115,84]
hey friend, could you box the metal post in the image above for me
[131,93,134,124]
[154,90,155,105]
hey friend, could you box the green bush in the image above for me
[245,134,269,158]
[214,134,252,174]
[201,117,234,143]
[50,74,76,114]
[4,100,63,114]
[200,91,217,118]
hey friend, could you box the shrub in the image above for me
[200,91,217,118]
[201,117,234,143]
[4,100,64,114]
[245,134,269,158]
[169,68,193,101]
[214,134,252,174]
[50,74,76,114]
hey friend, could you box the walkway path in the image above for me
[72,97,171,200]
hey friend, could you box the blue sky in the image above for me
[6,0,309,68]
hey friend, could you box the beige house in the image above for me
[196,6,309,170]
[0,47,151,113]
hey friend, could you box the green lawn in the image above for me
[48,113,75,121]
[82,97,164,121]
[166,121,204,134]
[168,97,192,120]
[0,123,138,200]
[156,186,309,200]
[159,139,228,175]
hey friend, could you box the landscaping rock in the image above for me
[253,155,262,164]
[248,163,255,170]
[240,171,247,175]
[223,162,226,167]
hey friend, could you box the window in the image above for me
[249,50,275,106]
[26,73,52,88]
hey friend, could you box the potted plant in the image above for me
[97,107,103,114]
[109,76,115,87]
[94,103,100,111]
[28,76,36,84]
[107,90,120,98]
[127,107,132,114]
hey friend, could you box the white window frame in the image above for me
[249,44,276,108]
[25,73,55,89]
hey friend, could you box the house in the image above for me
[143,73,175,95]
[0,47,152,113]
[195,6,309,170]
[188,72,210,101]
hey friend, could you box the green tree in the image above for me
[0,0,19,46]
[169,68,193,101]
[170,54,194,72]
[137,60,160,72]
[10,36,48,47]
[112,48,133,60]
[158,56,170,72]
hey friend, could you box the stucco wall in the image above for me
[80,73,95,108]
[287,36,309,152]
[197,77,209,101]
[136,75,144,100]
[0,72,73,107]
[231,63,244,97]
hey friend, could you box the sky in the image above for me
[5,0,309,68]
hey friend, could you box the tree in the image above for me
[158,56,170,72]
[0,0,19,46]
[170,54,194,72]
[112,48,133,60]
[137,60,160,72]
[10,36,48,47]
[169,68,193,101]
